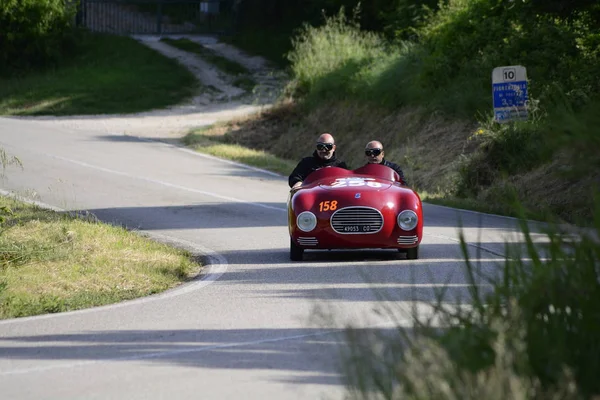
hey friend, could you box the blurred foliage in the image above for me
[230,0,442,64]
[438,204,600,397]
[0,0,81,75]
[343,198,600,399]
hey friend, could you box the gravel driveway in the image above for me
[11,34,288,139]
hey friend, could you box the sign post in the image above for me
[492,65,528,123]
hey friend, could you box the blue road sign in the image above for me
[492,66,528,122]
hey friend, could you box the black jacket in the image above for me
[380,159,407,185]
[288,151,349,187]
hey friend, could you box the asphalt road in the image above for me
[0,117,538,399]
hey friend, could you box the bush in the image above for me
[414,0,600,115]
[287,7,387,101]
[456,118,549,197]
[0,0,78,75]
[544,96,600,177]
[455,90,599,202]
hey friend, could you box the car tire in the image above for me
[290,238,304,261]
[406,246,419,260]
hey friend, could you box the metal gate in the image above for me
[78,0,235,34]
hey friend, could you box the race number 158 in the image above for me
[319,200,338,211]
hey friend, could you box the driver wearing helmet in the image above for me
[288,133,349,189]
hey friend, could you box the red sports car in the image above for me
[287,163,423,261]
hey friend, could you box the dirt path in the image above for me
[11,35,288,139]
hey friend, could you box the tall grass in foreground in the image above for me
[0,148,23,178]
[342,204,600,399]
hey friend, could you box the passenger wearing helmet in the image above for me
[364,140,407,185]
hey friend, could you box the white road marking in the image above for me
[130,134,283,178]
[426,233,506,257]
[48,154,287,213]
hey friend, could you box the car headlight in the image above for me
[297,211,317,232]
[397,210,418,231]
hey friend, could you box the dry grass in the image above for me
[187,100,476,194]
[486,158,600,223]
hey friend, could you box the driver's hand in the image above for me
[292,182,302,189]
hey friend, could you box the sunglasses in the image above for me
[365,148,383,157]
[316,142,334,151]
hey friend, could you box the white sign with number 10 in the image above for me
[492,65,528,123]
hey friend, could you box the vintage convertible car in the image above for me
[287,163,423,261]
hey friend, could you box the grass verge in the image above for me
[0,33,199,116]
[0,195,201,319]
[183,125,296,175]
[161,38,256,91]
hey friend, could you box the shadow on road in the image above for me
[74,203,544,233]
[0,327,409,388]
[210,242,503,304]
[75,203,287,229]
[215,240,506,265]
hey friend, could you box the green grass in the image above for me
[221,30,293,68]
[0,33,199,116]
[161,38,256,91]
[0,195,201,319]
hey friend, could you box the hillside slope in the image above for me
[217,1,600,224]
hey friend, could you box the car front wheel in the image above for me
[290,238,304,261]
[406,246,419,260]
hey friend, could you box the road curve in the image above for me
[0,117,538,399]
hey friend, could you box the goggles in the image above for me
[316,142,334,152]
[365,148,383,157]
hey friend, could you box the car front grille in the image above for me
[330,207,383,234]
